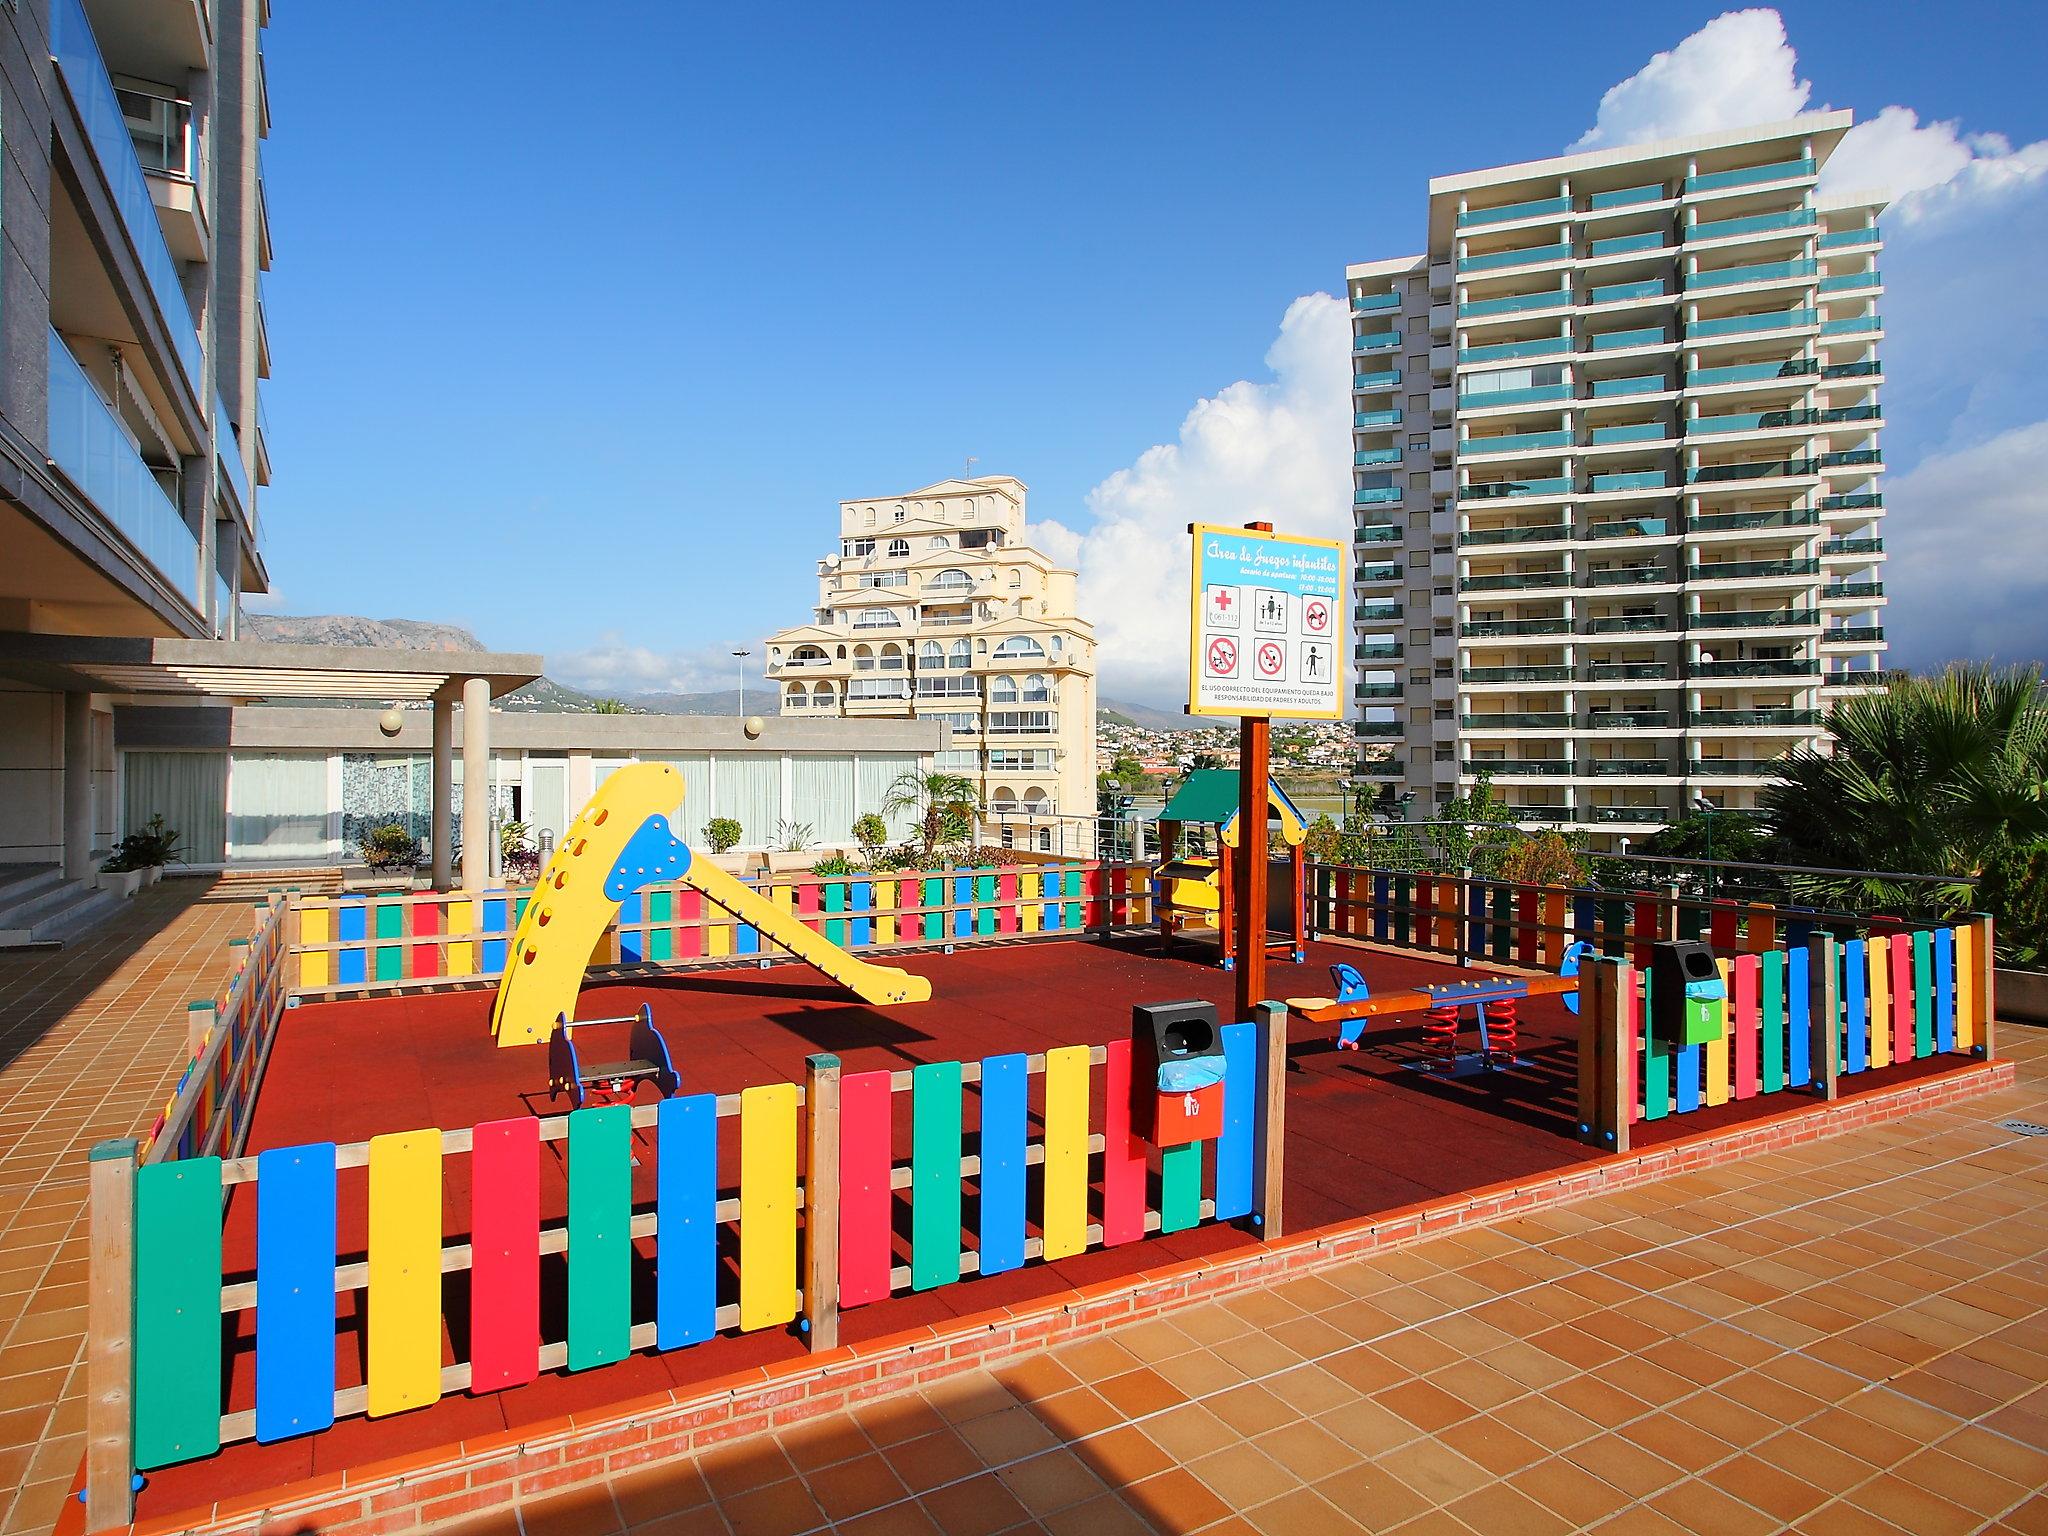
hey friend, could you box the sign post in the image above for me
[1188,522,1344,1020]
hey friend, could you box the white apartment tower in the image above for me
[1347,113,1886,841]
[763,477,1099,837]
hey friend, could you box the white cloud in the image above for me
[1882,421,2048,666]
[1043,294,1352,705]
[239,588,290,614]
[550,636,756,698]
[1572,10,1808,152]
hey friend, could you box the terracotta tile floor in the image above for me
[501,1024,2048,1536]
[0,880,258,1536]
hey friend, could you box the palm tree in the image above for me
[1758,663,2048,937]
[883,769,980,864]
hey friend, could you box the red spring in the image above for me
[1486,999,1521,1062]
[1422,1004,1460,1059]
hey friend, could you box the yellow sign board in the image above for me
[1187,524,1344,720]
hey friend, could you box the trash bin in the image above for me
[1131,1000,1227,1147]
[1649,940,1726,1046]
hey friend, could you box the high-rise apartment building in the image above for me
[763,477,1098,837]
[0,0,272,879]
[1347,112,1885,842]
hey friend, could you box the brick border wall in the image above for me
[88,1057,2015,1536]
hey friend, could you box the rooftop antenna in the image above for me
[964,455,978,478]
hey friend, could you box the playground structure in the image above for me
[1290,954,1590,1076]
[490,761,931,1047]
[547,1002,680,1109]
[1151,769,1308,971]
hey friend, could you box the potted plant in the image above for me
[96,849,143,898]
[358,822,422,876]
[500,820,541,883]
[704,817,750,875]
[116,814,184,885]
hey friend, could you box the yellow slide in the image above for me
[491,761,930,1047]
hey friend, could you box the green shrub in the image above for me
[113,813,183,869]
[811,854,858,876]
[705,817,743,854]
[359,822,420,870]
[853,814,889,859]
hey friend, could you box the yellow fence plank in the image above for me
[1041,1045,1090,1261]
[367,1130,443,1417]
[1868,936,1892,1068]
[298,902,330,990]
[1955,925,1976,1051]
[445,898,474,977]
[739,1083,798,1331]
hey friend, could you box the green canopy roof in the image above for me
[1159,769,1309,845]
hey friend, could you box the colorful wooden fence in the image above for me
[1576,918,1995,1151]
[289,861,1156,998]
[85,1011,1285,1511]
[141,895,291,1164]
[1308,865,1950,970]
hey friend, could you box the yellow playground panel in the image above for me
[489,761,931,1047]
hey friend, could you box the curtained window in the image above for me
[855,754,922,843]
[123,751,227,864]
[790,755,855,846]
[227,752,331,862]
[711,756,780,848]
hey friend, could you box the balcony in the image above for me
[1459,289,1569,320]
[1687,258,1817,291]
[1690,759,1787,776]
[1587,516,1674,540]
[1354,330,1402,353]
[1822,315,1881,336]
[1687,459,1818,485]
[49,0,205,390]
[1463,336,1571,366]
[1466,759,1576,775]
[1356,601,1403,621]
[1820,270,1881,294]
[1687,507,1819,533]
[1688,608,1818,630]
[1592,806,1676,824]
[1588,231,1668,258]
[1688,208,1816,243]
[1463,666,1571,683]
[1821,361,1881,382]
[1587,472,1668,494]
[1464,429,1572,455]
[1587,566,1673,588]
[1824,581,1884,600]
[1462,619,1570,638]
[1822,538,1884,556]
[1587,663,1670,682]
[1690,658,1821,679]
[1355,525,1401,544]
[1356,643,1404,661]
[1458,241,1572,275]
[1586,757,1672,774]
[1686,157,1816,194]
[1821,493,1882,512]
[1509,806,1578,824]
[1352,291,1402,313]
[1589,279,1667,305]
[1463,571,1570,592]
[1687,357,1819,388]
[1460,384,1573,409]
[1357,565,1402,585]
[1354,487,1401,506]
[1353,370,1402,391]
[1589,422,1668,446]
[45,330,199,609]
[1355,448,1401,466]
[1826,669,1886,687]
[1688,407,1818,435]
[1689,308,1818,341]
[1587,615,1675,634]
[1825,626,1886,644]
[1464,479,1572,502]
[1357,682,1403,700]
[1355,721,1404,738]
[1590,327,1666,352]
[1588,711,1673,730]
[1819,449,1882,470]
[1589,374,1667,399]
[1689,559,1821,580]
[1692,708,1821,727]
[1461,194,1572,228]
[1462,713,1571,730]
[1460,521,1570,545]
[1819,226,1880,249]
[1356,410,1402,429]
[1590,184,1667,210]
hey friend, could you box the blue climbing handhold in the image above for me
[604,814,692,901]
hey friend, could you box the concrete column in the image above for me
[431,696,454,892]
[63,692,94,882]
[460,677,490,892]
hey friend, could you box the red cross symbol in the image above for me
[1215,590,1233,611]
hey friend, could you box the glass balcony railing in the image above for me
[1464,478,1572,502]
[1355,448,1401,466]
[1355,409,1402,428]
[1691,658,1821,679]
[1459,241,1572,274]
[1691,559,1822,582]
[1825,581,1884,600]
[1356,643,1404,660]
[1458,521,1571,544]
[1464,429,1571,455]
[1356,682,1403,700]
[1687,608,1819,629]
[1819,270,1881,293]
[1463,666,1572,684]
[1693,708,1821,728]
[1691,759,1787,775]
[1461,384,1573,409]
[1354,487,1401,505]
[1821,493,1882,512]
[1464,335,1570,365]
[213,573,234,638]
[49,0,205,390]
[1687,458,1817,484]
[1687,357,1819,388]
[1463,571,1571,592]
[1685,157,1817,194]
[1592,806,1675,824]
[1462,713,1572,729]
[1586,755,1672,772]
[1588,566,1673,587]
[1825,669,1886,687]
[1355,525,1401,543]
[1588,711,1672,730]
[1355,721,1404,737]
[1353,369,1402,391]
[1587,614,1676,634]
[1357,564,1402,584]
[1687,258,1817,290]
[1355,330,1402,352]
[1688,208,1816,243]
[1589,279,1667,305]
[1589,183,1667,210]
[1587,472,1668,494]
[1459,289,1569,319]
[1821,315,1881,336]
[1460,194,1571,227]
[1461,619,1571,638]
[1690,308,1817,339]
[46,330,199,609]
[1826,625,1886,644]
[1689,408,1821,434]
[1587,514,1672,537]
[1819,225,1880,249]
[1687,507,1819,533]
[1819,449,1882,469]
[1589,231,1669,258]
[1590,327,1666,351]
[1822,538,1884,556]
[213,390,252,515]
[1589,374,1667,398]
[1587,664,1670,682]
[1507,806,1580,823]
[1467,759,1577,775]
[1589,422,1668,446]
[1351,291,1402,313]
[1821,360,1880,381]
[1822,405,1882,426]
[1356,601,1403,621]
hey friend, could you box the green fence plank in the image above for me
[824,881,847,947]
[1678,902,1706,942]
[373,901,404,982]
[135,1157,223,1469]
[1600,895,1627,958]
[1913,929,1935,1057]
[1393,875,1411,947]
[911,1062,963,1290]
[1641,972,1669,1120]
[649,889,674,962]
[922,877,944,940]
[1490,883,1512,962]
[567,1106,632,1370]
[1160,1142,1202,1233]
[1062,868,1083,929]
[1761,949,1786,1094]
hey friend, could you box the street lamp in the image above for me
[731,648,751,718]
[1692,793,1719,897]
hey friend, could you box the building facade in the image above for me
[0,0,272,879]
[762,476,1098,835]
[1347,113,1886,841]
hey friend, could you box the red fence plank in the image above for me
[1100,1041,1147,1246]
[838,1071,894,1306]
[470,1117,540,1392]
[1732,954,1761,1100]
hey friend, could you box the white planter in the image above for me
[97,868,143,898]
[141,864,164,887]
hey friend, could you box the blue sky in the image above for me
[258,2,2048,701]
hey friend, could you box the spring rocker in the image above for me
[491,761,931,1048]
[547,1002,680,1109]
[1151,769,1308,971]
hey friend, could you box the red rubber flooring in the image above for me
[138,934,1960,1521]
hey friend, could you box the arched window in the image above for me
[927,568,972,593]
[991,636,1047,662]
[879,642,905,671]
[1023,787,1048,809]
[792,644,828,666]
[886,538,910,558]
[1008,571,1022,589]
[928,536,947,549]
[811,681,835,705]
[990,675,1018,704]
[948,639,971,669]
[1022,673,1050,703]
[919,641,944,668]
[991,787,1018,810]
[893,505,906,522]
[784,685,807,710]
[852,643,875,671]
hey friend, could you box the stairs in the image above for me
[0,864,126,949]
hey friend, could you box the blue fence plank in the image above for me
[1041,871,1061,931]
[1372,873,1390,942]
[1843,939,1868,1074]
[656,1094,718,1349]
[1676,1040,1701,1113]
[617,892,644,964]
[1214,1023,1256,1221]
[1788,946,1812,1087]
[1934,928,1956,1053]
[977,1054,1027,1276]
[850,880,873,947]
[255,1143,336,1443]
[336,898,366,986]
[480,895,509,975]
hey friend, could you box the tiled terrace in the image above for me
[0,879,258,1536]
[499,1029,2048,1536]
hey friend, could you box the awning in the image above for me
[0,633,544,703]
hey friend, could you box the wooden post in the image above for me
[1252,1000,1287,1241]
[1454,869,1470,967]
[1661,882,1682,941]
[85,1138,138,1533]
[1236,717,1270,1021]
[802,1053,841,1352]
[1578,958,1630,1153]
[1809,933,1840,1100]
[1972,913,1997,1060]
